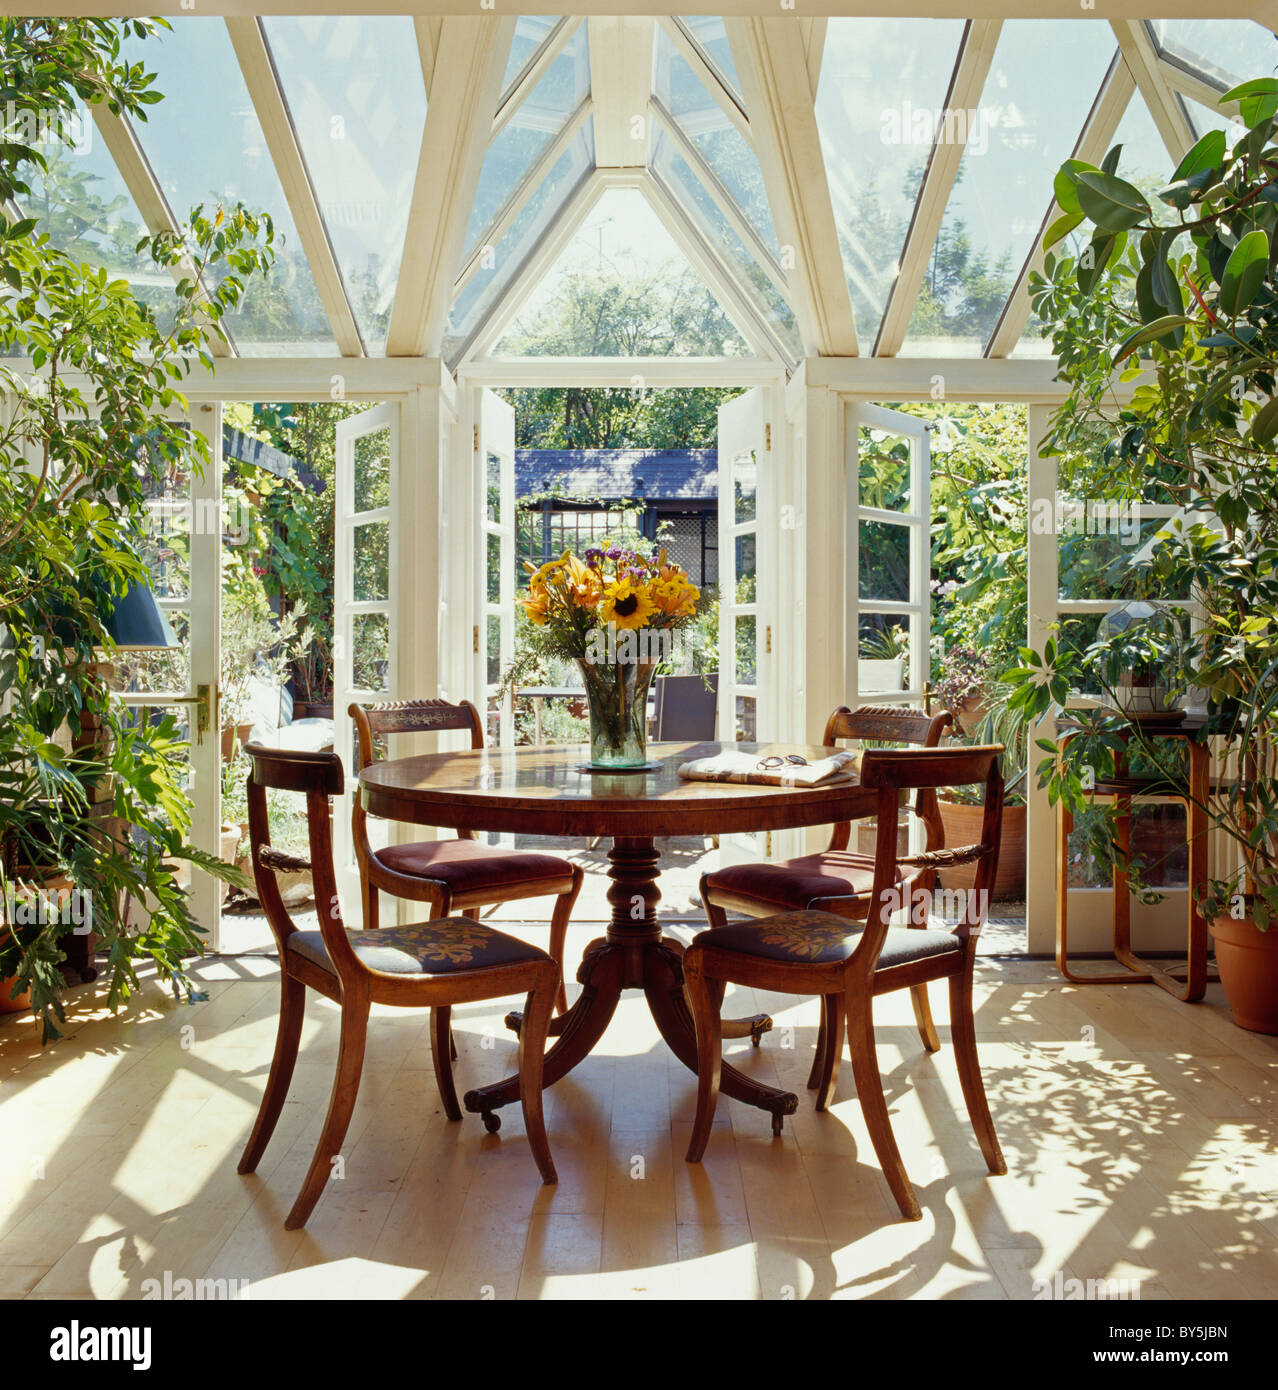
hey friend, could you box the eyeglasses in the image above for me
[756,754,808,771]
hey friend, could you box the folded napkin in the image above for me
[676,749,860,787]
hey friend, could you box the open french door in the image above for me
[717,387,774,865]
[476,389,516,751]
[845,403,931,707]
[332,402,399,919]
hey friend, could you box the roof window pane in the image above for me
[1148,20,1277,90]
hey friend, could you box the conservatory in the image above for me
[1,5,1277,1312]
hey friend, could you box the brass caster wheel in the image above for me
[482,1110,501,1135]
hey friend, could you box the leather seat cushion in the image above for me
[287,918,552,976]
[374,837,571,894]
[693,911,961,968]
[704,851,905,910]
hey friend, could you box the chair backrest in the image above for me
[244,744,366,983]
[350,697,484,773]
[821,704,953,852]
[856,744,1005,968]
[653,673,719,742]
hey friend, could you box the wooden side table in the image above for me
[1056,713,1216,1001]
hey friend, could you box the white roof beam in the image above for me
[90,104,232,357]
[1157,58,1244,123]
[387,16,515,358]
[988,53,1133,358]
[414,17,443,97]
[226,17,363,357]
[493,17,580,140]
[454,97,592,296]
[649,102,788,302]
[658,18,751,144]
[798,18,827,97]
[589,17,654,168]
[875,19,1002,358]
[1111,18,1195,163]
[726,15,858,356]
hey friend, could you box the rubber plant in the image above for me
[0,18,274,1039]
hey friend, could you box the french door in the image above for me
[332,402,399,917]
[717,388,774,864]
[476,388,517,750]
[845,403,931,707]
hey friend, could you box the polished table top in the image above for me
[358,740,872,839]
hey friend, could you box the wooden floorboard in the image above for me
[1,929,1275,1301]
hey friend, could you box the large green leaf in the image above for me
[1111,315,1194,365]
[1053,159,1101,217]
[1075,171,1151,232]
[1252,394,1278,447]
[1219,229,1270,317]
[1043,209,1084,250]
[1221,77,1278,126]
[1170,128,1227,183]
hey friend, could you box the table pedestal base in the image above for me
[465,836,798,1130]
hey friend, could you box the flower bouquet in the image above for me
[516,546,701,769]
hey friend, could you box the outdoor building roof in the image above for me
[515,448,717,502]
[20,13,1276,372]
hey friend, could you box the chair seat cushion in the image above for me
[374,837,571,893]
[692,911,962,968]
[703,851,905,910]
[287,918,552,976]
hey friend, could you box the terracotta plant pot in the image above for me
[221,722,254,761]
[951,693,990,736]
[937,797,1027,899]
[0,929,30,1014]
[1210,911,1278,1035]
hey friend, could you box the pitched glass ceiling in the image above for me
[494,186,753,358]
[1148,20,1278,90]
[502,15,565,97]
[675,17,743,104]
[815,17,965,353]
[900,18,1116,358]
[122,19,337,356]
[263,16,427,355]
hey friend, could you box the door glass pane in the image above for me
[116,615,192,695]
[735,615,757,685]
[733,450,757,523]
[354,427,391,512]
[858,430,912,511]
[487,451,502,522]
[486,614,502,688]
[734,694,756,742]
[262,16,428,354]
[859,615,909,693]
[859,521,911,602]
[487,530,502,603]
[353,613,390,692]
[1058,515,1191,602]
[734,533,756,603]
[352,520,389,602]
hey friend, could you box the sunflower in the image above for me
[600,576,657,630]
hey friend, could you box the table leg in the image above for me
[465,835,798,1128]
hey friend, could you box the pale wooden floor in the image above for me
[2,924,1276,1301]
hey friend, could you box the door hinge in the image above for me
[473,625,480,654]
[764,422,772,451]
[765,625,772,654]
[473,425,479,451]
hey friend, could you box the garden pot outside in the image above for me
[1210,911,1278,1035]
[937,798,1026,899]
[221,722,253,761]
[951,693,990,736]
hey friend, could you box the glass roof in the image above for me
[494,185,753,357]
[675,17,743,104]
[652,26,777,258]
[464,22,590,264]
[263,16,427,355]
[122,19,337,356]
[900,18,1116,358]
[1148,19,1277,90]
[815,17,966,352]
[502,16,565,98]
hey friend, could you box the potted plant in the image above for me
[935,645,995,735]
[1008,76,1278,1030]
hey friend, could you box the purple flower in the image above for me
[605,547,622,561]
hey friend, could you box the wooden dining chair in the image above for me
[237,744,559,1230]
[351,698,583,1015]
[684,744,1007,1222]
[702,703,952,1083]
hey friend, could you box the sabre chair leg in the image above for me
[286,994,370,1230]
[548,865,583,1016]
[431,1004,462,1121]
[948,967,1006,1175]
[516,966,559,1184]
[845,988,920,1221]
[911,982,942,1054]
[812,993,845,1112]
[239,973,306,1174]
[684,955,726,1163]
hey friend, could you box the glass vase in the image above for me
[576,656,656,769]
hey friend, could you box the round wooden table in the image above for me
[359,740,875,1128]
